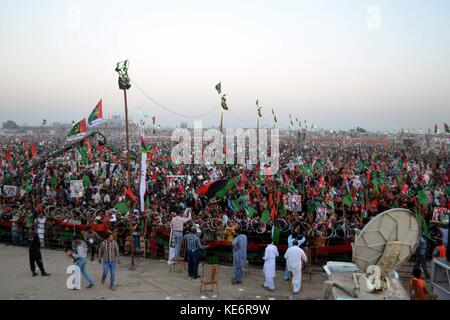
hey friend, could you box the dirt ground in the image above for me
[0,244,329,300]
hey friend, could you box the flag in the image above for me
[289,114,294,127]
[127,186,137,202]
[196,177,237,198]
[115,202,130,214]
[79,146,89,165]
[221,94,228,111]
[215,82,221,95]
[435,124,438,134]
[445,123,449,133]
[140,148,148,211]
[256,100,262,118]
[417,189,429,206]
[67,119,87,141]
[152,116,156,125]
[83,175,90,189]
[261,208,270,224]
[30,144,37,158]
[245,207,256,217]
[342,193,353,207]
[87,99,103,127]
[84,139,93,161]
[272,225,281,245]
[401,183,409,194]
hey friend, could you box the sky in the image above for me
[0,0,449,131]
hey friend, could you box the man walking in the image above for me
[283,232,306,281]
[262,239,279,291]
[84,226,102,261]
[284,239,307,294]
[168,208,192,264]
[99,232,120,290]
[184,227,207,279]
[66,235,94,288]
[231,228,247,284]
[27,227,51,277]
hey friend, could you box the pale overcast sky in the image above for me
[0,0,449,131]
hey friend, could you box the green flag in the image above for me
[231,199,240,212]
[343,193,353,207]
[417,189,429,206]
[114,202,130,214]
[280,203,287,217]
[245,207,256,218]
[272,225,281,245]
[261,209,270,224]
[79,146,89,165]
[215,82,221,95]
[51,174,57,187]
[145,196,150,211]
[83,175,90,189]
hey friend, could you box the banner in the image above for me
[288,195,302,212]
[70,180,84,198]
[140,151,147,211]
[2,185,17,197]
[431,207,449,225]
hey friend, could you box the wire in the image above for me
[131,79,221,119]
[228,109,254,124]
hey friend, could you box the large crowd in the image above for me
[0,130,449,260]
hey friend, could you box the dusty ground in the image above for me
[0,244,329,300]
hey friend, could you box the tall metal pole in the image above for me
[123,88,134,267]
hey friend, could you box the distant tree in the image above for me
[2,120,19,129]
[356,126,367,133]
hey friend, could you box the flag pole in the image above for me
[220,108,224,134]
[116,60,135,268]
[123,88,135,268]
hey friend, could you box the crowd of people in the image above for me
[0,129,449,295]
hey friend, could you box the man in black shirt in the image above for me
[27,227,51,277]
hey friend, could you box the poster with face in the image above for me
[288,195,302,212]
[70,180,84,198]
[431,208,449,225]
[3,185,18,197]
[70,160,78,174]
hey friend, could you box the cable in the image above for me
[228,109,254,124]
[131,79,221,119]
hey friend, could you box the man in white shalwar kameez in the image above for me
[284,239,307,294]
[262,242,279,291]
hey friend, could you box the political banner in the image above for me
[431,207,449,225]
[3,185,18,197]
[70,180,84,198]
[288,195,302,212]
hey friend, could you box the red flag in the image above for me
[30,144,37,158]
[392,178,398,187]
[401,183,409,194]
[269,193,274,208]
[96,144,104,152]
[177,165,183,175]
[127,187,137,202]
[178,184,185,194]
[318,176,325,189]
[151,170,157,181]
[284,173,289,184]
[5,150,12,161]
[84,140,93,161]
[366,170,371,185]
[271,205,277,221]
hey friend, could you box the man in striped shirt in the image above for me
[183,227,207,279]
[99,233,120,290]
[67,235,94,288]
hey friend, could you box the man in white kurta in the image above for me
[262,242,279,291]
[284,240,307,294]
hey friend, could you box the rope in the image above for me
[131,79,221,119]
